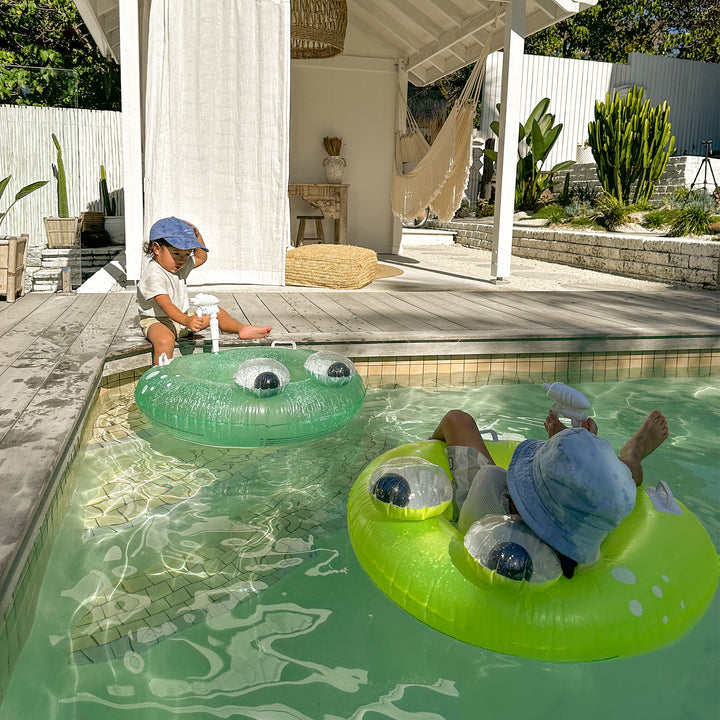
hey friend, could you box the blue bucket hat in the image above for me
[149,217,208,251]
[506,427,636,564]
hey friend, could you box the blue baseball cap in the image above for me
[506,427,636,564]
[149,217,208,251]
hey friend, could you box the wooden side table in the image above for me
[288,183,348,245]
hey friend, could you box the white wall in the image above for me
[289,57,397,253]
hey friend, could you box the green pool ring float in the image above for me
[135,347,365,447]
[347,439,720,662]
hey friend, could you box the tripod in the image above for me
[690,140,719,192]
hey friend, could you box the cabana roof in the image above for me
[74,0,597,85]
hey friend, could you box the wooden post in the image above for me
[7,236,17,302]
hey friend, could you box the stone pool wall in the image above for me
[430,220,720,289]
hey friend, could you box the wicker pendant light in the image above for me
[291,0,348,59]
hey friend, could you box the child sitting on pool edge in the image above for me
[431,408,669,580]
[137,217,272,365]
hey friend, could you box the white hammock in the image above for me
[392,23,497,222]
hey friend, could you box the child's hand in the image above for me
[186,313,209,332]
[238,325,272,340]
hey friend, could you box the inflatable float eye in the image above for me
[464,515,561,584]
[304,352,356,386]
[369,457,452,520]
[233,358,290,398]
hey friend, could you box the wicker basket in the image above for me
[285,244,377,289]
[291,0,347,59]
[44,217,81,249]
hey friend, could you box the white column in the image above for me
[119,1,144,282]
[491,0,525,281]
[391,58,409,254]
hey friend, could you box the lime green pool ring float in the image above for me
[347,439,720,662]
[135,347,365,447]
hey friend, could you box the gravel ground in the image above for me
[384,243,674,292]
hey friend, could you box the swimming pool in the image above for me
[1,376,718,719]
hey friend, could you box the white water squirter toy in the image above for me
[543,382,591,426]
[193,293,220,353]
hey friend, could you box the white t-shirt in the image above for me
[137,255,195,319]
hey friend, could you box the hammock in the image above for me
[392,15,498,223]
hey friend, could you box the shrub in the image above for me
[643,209,678,229]
[667,205,712,236]
[596,192,631,230]
[534,203,567,225]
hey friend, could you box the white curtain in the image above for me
[144,0,290,285]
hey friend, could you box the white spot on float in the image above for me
[629,599,643,617]
[680,600,685,610]
[662,574,669,582]
[652,585,663,598]
[141,386,148,394]
[662,616,669,624]
[146,370,160,379]
[612,567,637,585]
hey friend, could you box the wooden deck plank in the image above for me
[385,292,477,331]
[278,293,350,334]
[256,293,323,334]
[228,292,285,330]
[0,292,53,337]
[299,292,389,334]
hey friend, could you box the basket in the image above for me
[291,0,347,59]
[285,244,378,289]
[44,217,81,249]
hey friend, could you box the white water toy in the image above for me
[193,293,220,353]
[543,382,591,426]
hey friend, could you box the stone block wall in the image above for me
[565,156,720,203]
[430,220,720,290]
[31,247,122,293]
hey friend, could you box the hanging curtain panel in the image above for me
[144,0,290,285]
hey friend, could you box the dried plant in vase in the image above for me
[323,136,343,156]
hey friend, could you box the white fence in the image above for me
[0,105,123,260]
[479,52,720,169]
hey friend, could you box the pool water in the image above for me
[2,377,718,719]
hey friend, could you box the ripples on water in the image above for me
[1,378,718,719]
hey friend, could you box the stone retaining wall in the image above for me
[430,220,720,289]
[31,247,122,293]
[566,155,720,202]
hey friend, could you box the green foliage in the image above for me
[51,133,69,217]
[643,209,679,229]
[596,192,631,230]
[667,205,712,237]
[673,188,718,212]
[525,1,719,64]
[588,86,675,206]
[534,203,567,225]
[0,175,48,229]
[99,164,116,216]
[0,0,120,110]
[484,98,574,211]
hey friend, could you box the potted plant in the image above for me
[100,163,124,245]
[1,174,48,301]
[43,133,81,248]
[322,136,346,183]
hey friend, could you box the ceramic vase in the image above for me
[323,156,346,184]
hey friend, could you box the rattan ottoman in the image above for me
[285,244,378,289]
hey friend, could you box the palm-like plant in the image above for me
[0,175,48,230]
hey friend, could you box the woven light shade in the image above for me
[291,0,347,59]
[285,244,378,289]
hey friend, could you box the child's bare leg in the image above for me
[431,410,495,463]
[618,409,668,486]
[147,322,176,365]
[216,308,271,339]
[544,410,598,438]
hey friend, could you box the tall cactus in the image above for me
[51,132,69,217]
[99,164,116,216]
[588,86,675,205]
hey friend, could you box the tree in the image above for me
[525,1,720,64]
[0,0,120,110]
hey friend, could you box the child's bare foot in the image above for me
[619,409,669,486]
[238,325,271,340]
[544,411,598,438]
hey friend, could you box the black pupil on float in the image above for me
[486,541,534,581]
[327,361,350,378]
[254,371,280,390]
[373,474,410,507]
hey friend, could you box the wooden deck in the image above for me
[1,281,719,614]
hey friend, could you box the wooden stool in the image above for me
[295,215,325,246]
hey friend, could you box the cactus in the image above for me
[588,86,676,206]
[99,164,117,216]
[51,133,69,217]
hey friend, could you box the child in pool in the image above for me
[430,408,669,579]
[137,217,271,365]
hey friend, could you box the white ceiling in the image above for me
[74,0,597,85]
